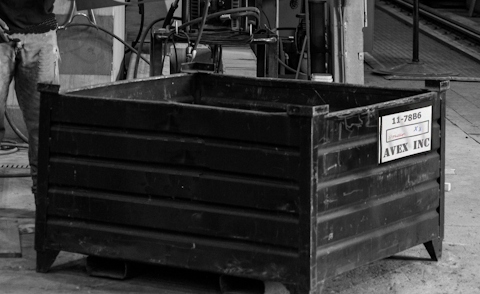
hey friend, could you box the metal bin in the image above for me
[35,74,447,294]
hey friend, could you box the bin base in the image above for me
[219,275,264,294]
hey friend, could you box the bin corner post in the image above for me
[424,79,450,93]
[35,83,60,273]
[150,28,169,77]
[424,79,448,261]
[37,83,61,94]
[36,250,60,273]
[294,106,328,294]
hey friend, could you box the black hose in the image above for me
[1,141,28,148]
[134,7,260,77]
[59,23,150,65]
[178,7,260,30]
[163,0,181,29]
[0,146,18,155]
[123,0,145,78]
[124,1,145,54]
[192,0,210,61]
[5,109,28,143]
[130,0,145,50]
[277,58,307,76]
[295,36,307,79]
[0,141,29,177]
[133,17,166,78]
[5,20,153,148]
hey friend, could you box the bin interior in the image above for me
[67,73,429,113]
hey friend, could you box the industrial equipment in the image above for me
[61,0,368,83]
[147,0,368,83]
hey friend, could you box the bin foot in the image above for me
[36,249,60,273]
[424,238,442,261]
[86,256,137,280]
[264,282,292,294]
[219,275,264,294]
[263,281,323,294]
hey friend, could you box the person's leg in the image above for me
[14,30,59,193]
[0,39,16,148]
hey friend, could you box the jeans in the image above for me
[0,30,59,193]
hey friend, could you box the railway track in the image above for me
[377,0,480,63]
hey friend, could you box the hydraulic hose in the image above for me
[134,17,167,78]
[3,21,147,176]
[130,0,145,50]
[163,0,181,29]
[178,7,260,30]
[1,141,28,149]
[133,7,260,77]
[0,141,29,177]
[295,36,308,79]
[191,0,210,61]
[338,0,347,83]
[59,23,150,65]
[0,146,18,156]
[5,109,28,143]
[6,18,151,149]
[278,58,307,76]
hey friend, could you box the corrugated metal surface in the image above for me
[35,74,445,294]
[315,91,442,282]
[37,75,312,285]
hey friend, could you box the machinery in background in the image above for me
[149,0,370,84]
[187,0,256,31]
[4,0,371,144]
[149,0,268,76]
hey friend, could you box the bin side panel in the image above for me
[316,181,439,247]
[314,94,442,282]
[43,219,302,283]
[46,186,299,248]
[317,153,440,212]
[39,92,313,284]
[318,122,440,178]
[323,93,440,144]
[49,95,301,147]
[316,210,439,279]
[36,87,57,252]
[200,75,327,106]
[48,158,300,213]
[49,127,301,181]
[198,74,426,111]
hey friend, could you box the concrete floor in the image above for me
[2,2,480,294]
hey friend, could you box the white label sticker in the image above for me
[379,105,432,163]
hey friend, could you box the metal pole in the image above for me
[305,0,312,78]
[412,0,419,62]
[309,0,327,74]
[372,0,456,76]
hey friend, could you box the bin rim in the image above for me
[64,73,192,95]
[63,72,432,96]
[325,91,437,118]
[51,88,331,118]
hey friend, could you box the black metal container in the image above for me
[35,74,447,293]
